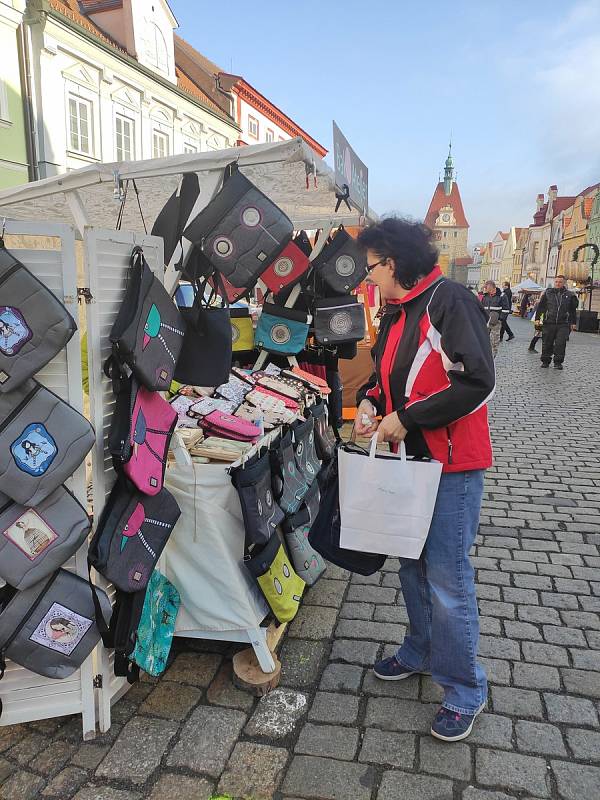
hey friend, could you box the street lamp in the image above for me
[573,243,600,311]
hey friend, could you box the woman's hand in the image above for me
[377,412,408,444]
[355,400,379,436]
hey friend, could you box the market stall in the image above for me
[0,138,378,735]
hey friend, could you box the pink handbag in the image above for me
[123,386,177,495]
[200,410,261,442]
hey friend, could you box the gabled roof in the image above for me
[578,181,600,197]
[500,231,509,240]
[173,35,232,117]
[551,197,575,217]
[425,181,469,228]
[50,0,128,52]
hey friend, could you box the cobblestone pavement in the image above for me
[1,317,599,800]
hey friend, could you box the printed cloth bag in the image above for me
[312,228,368,295]
[109,247,185,392]
[169,394,199,429]
[251,385,300,412]
[200,410,261,442]
[109,376,177,496]
[215,374,253,405]
[245,533,305,623]
[308,401,338,462]
[269,430,309,516]
[260,234,311,294]
[231,451,284,546]
[230,307,255,352]
[282,493,326,587]
[255,303,310,356]
[291,416,322,485]
[0,379,95,507]
[130,569,180,677]
[313,296,365,345]
[0,487,91,591]
[0,244,77,394]
[183,164,294,289]
[0,567,111,681]
[88,478,181,593]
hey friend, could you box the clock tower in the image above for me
[425,144,470,271]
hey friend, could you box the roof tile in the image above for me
[425,182,469,228]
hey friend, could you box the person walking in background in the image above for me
[481,281,509,358]
[536,275,578,370]
[528,299,543,353]
[499,282,515,341]
[519,293,530,317]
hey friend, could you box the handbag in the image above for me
[173,278,232,388]
[88,477,181,593]
[260,234,311,294]
[0,486,91,591]
[282,500,327,587]
[269,430,309,516]
[313,296,366,345]
[0,380,95,507]
[130,569,180,677]
[231,451,284,546]
[200,410,261,442]
[184,164,294,288]
[313,227,368,295]
[109,247,185,391]
[231,307,255,352]
[109,376,177,496]
[291,416,321,485]
[255,303,310,356]
[151,172,200,268]
[0,568,111,682]
[308,453,387,575]
[338,437,442,558]
[0,244,77,394]
[308,400,338,462]
[245,533,305,623]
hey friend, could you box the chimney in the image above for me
[536,193,545,211]
[548,185,558,203]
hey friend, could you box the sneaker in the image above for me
[528,347,538,353]
[554,363,563,370]
[541,363,549,368]
[431,704,485,742]
[507,335,515,341]
[373,656,420,681]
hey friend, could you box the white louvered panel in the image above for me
[84,228,164,732]
[0,221,96,739]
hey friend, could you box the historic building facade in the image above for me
[425,146,470,269]
[0,0,29,188]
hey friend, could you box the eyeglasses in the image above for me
[367,258,387,272]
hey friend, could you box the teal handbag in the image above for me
[255,302,310,356]
[131,570,180,677]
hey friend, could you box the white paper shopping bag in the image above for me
[338,436,442,558]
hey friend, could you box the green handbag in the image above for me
[130,570,180,677]
[245,534,305,623]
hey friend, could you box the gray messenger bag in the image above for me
[0,568,111,682]
[0,244,77,394]
[0,379,95,506]
[0,487,91,591]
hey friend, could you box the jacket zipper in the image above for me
[446,427,453,464]
[0,261,22,289]
[0,571,58,677]
[0,383,42,435]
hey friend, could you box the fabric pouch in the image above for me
[313,228,368,294]
[130,569,180,677]
[231,307,255,352]
[200,410,261,442]
[231,451,284,546]
[183,164,293,289]
[260,234,311,294]
[0,380,95,507]
[0,244,77,394]
[88,478,181,593]
[109,247,185,392]
[314,296,365,345]
[255,303,310,356]
[283,521,326,587]
[291,416,321,485]
[0,567,111,680]
[270,430,309,516]
[0,487,91,591]
[245,533,305,623]
[252,385,300,412]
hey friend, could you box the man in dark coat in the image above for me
[535,275,578,370]
[499,282,515,341]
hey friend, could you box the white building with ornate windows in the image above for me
[21,0,239,179]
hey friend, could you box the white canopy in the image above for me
[0,138,377,234]
[512,278,545,292]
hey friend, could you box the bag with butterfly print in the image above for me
[108,246,185,392]
[88,476,181,593]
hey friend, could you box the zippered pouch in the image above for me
[0,244,77,394]
[245,533,305,623]
[252,385,300,412]
[270,430,309,516]
[230,307,255,352]
[0,487,91,591]
[0,568,111,681]
[314,296,365,345]
[312,228,368,295]
[200,410,261,442]
[131,569,180,677]
[260,235,311,294]
[292,416,322,485]
[254,303,310,356]
[0,380,95,506]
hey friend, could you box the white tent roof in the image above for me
[0,138,377,233]
[512,278,545,292]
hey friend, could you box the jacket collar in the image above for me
[385,266,444,309]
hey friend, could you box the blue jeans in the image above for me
[396,469,488,715]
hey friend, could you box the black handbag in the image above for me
[312,228,368,295]
[308,452,386,575]
[313,296,366,345]
[231,451,284,547]
[269,430,309,516]
[173,278,232,387]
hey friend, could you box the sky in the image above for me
[171,0,600,246]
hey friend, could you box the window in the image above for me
[0,78,9,123]
[183,142,198,154]
[152,130,169,159]
[68,96,92,154]
[147,23,169,73]
[248,115,259,139]
[115,115,134,161]
[266,128,274,142]
[454,231,458,238]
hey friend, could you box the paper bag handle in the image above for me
[369,434,406,461]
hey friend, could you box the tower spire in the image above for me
[443,137,454,196]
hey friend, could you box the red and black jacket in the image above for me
[357,267,495,473]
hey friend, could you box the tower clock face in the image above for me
[442,213,451,222]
